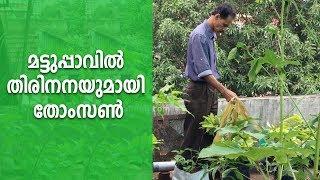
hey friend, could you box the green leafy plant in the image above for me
[153,0,320,96]
[200,113,220,134]
[199,114,315,179]
[153,134,163,150]
[153,84,190,117]
[314,114,320,179]
[244,0,318,178]
[173,149,200,173]
[159,0,320,178]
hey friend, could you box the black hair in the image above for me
[211,3,236,19]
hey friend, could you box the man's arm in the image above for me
[203,75,237,102]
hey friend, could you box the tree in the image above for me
[153,0,320,96]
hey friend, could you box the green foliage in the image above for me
[197,113,316,179]
[248,49,300,82]
[200,113,220,134]
[199,143,245,158]
[173,149,199,173]
[152,84,190,116]
[160,0,320,178]
[153,58,187,93]
[153,0,215,94]
[268,114,314,144]
[153,0,320,96]
[1,1,153,179]
[227,47,238,61]
[152,134,163,150]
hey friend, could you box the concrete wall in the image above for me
[155,94,320,125]
[219,94,320,125]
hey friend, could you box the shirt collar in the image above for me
[204,19,216,40]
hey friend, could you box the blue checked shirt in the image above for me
[184,19,220,81]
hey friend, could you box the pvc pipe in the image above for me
[153,161,176,172]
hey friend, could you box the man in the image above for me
[176,3,238,176]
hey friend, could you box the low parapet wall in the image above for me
[154,94,320,125]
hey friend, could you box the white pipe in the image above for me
[153,161,176,172]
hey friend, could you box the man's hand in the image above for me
[222,88,238,102]
[203,75,238,102]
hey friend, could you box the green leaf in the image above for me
[291,147,313,158]
[236,42,246,49]
[247,49,300,82]
[248,58,264,82]
[227,47,237,61]
[243,131,265,140]
[274,151,288,164]
[265,24,278,34]
[171,90,183,96]
[200,113,220,133]
[159,84,174,93]
[278,60,301,68]
[217,126,239,135]
[199,144,245,158]
[152,134,162,145]
[207,166,219,180]
[260,50,300,69]
[222,168,244,180]
[263,49,280,66]
[243,147,276,161]
[296,170,308,180]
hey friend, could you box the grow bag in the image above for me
[172,166,209,180]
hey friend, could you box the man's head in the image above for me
[209,4,236,33]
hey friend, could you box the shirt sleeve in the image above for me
[191,34,212,78]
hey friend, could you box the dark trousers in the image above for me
[178,81,250,179]
[180,81,218,170]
